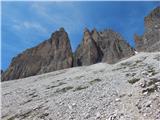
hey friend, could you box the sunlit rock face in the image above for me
[2,28,73,81]
[135,7,160,52]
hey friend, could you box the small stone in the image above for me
[96,112,101,119]
[69,115,74,119]
[84,113,90,119]
[68,104,72,110]
[139,79,146,88]
[143,91,148,95]
[143,113,147,117]
[108,114,117,120]
[128,94,132,97]
[155,82,160,86]
[145,101,152,107]
[148,73,153,77]
[72,103,76,107]
[115,98,120,102]
[59,102,64,105]
[119,94,125,98]
[142,71,148,75]
[132,73,136,76]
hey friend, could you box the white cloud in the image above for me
[12,21,48,34]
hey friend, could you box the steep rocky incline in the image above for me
[74,28,135,66]
[2,52,160,120]
[2,28,73,81]
[135,7,160,52]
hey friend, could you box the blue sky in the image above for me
[1,1,159,70]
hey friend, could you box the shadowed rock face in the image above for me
[74,28,135,66]
[74,28,103,66]
[95,29,135,63]
[2,28,73,81]
[135,7,160,52]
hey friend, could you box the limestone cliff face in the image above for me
[74,28,103,66]
[74,28,135,66]
[95,29,135,63]
[2,28,73,81]
[135,7,160,52]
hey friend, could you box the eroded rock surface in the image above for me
[74,28,103,66]
[2,28,73,81]
[135,7,160,52]
[74,28,135,66]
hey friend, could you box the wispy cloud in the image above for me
[12,21,48,34]
[30,2,85,33]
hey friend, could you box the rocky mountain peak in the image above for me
[91,28,100,41]
[92,28,97,33]
[74,28,135,66]
[59,27,65,32]
[146,6,160,19]
[145,6,160,30]
[135,7,160,52]
[84,27,90,32]
[2,28,73,81]
[83,28,91,42]
[74,28,102,66]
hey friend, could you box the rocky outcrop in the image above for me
[74,28,135,66]
[2,28,73,81]
[95,29,135,63]
[135,7,160,52]
[73,28,103,66]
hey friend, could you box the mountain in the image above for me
[2,7,159,81]
[74,28,135,66]
[134,7,160,52]
[2,52,160,120]
[2,28,73,81]
[2,28,135,81]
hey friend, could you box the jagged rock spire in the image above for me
[2,28,73,81]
